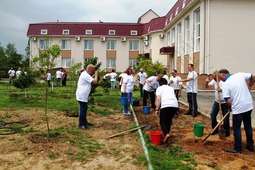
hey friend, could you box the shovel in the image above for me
[106,123,151,139]
[216,71,225,140]
[202,111,230,142]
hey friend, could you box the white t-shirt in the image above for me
[186,71,198,93]
[119,73,127,85]
[208,79,225,103]
[121,74,135,93]
[222,73,253,115]
[76,71,93,102]
[169,76,182,90]
[46,73,52,81]
[137,72,147,85]
[143,76,159,92]
[109,72,117,82]
[163,75,169,83]
[9,70,15,77]
[56,70,62,79]
[156,85,178,109]
[16,70,22,78]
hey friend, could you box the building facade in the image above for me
[27,0,255,74]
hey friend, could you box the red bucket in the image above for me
[150,131,163,146]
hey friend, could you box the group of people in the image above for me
[45,68,67,87]
[75,64,254,154]
[8,67,23,84]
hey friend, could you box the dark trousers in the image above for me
[233,110,254,152]
[187,92,198,116]
[139,83,144,98]
[143,90,156,108]
[160,107,178,136]
[210,101,230,135]
[174,89,180,100]
[78,101,88,126]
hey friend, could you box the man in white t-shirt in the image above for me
[137,68,147,98]
[181,64,198,117]
[155,78,178,143]
[55,69,62,86]
[76,64,98,129]
[16,68,22,79]
[45,72,52,87]
[219,69,255,153]
[143,74,161,109]
[205,72,230,136]
[169,69,182,100]
[109,69,118,90]
[8,67,15,84]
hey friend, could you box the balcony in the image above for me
[160,46,175,55]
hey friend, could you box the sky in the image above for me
[0,0,177,56]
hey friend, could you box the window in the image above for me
[177,23,182,56]
[129,40,139,50]
[62,58,71,68]
[107,40,116,50]
[84,40,94,50]
[171,28,175,44]
[62,30,69,35]
[85,30,92,35]
[41,29,48,35]
[165,19,168,26]
[108,30,116,35]
[175,7,179,16]
[182,0,186,9]
[170,14,173,21]
[106,58,116,68]
[130,30,137,35]
[184,16,190,54]
[129,59,137,67]
[194,8,200,52]
[62,40,71,50]
[39,39,47,50]
[167,31,171,46]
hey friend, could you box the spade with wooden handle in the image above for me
[216,71,225,140]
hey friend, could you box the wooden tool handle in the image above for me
[106,125,147,139]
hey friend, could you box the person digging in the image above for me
[155,78,179,143]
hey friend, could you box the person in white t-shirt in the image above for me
[143,73,161,109]
[45,72,52,87]
[109,69,118,90]
[162,70,169,83]
[169,69,182,100]
[136,68,147,98]
[181,64,198,117]
[205,72,230,136]
[8,67,15,84]
[121,67,135,115]
[219,69,255,153]
[155,78,178,143]
[76,64,98,129]
[118,71,127,97]
[16,68,22,79]
[55,69,62,86]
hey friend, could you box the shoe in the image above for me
[225,132,230,137]
[78,125,89,130]
[225,148,242,153]
[86,122,93,126]
[246,147,254,152]
[123,112,131,115]
[163,134,170,143]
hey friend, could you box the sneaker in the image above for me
[123,112,132,115]
[225,148,242,153]
[78,125,89,130]
[246,147,254,152]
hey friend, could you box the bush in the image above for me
[13,71,35,89]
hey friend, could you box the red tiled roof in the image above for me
[27,22,143,37]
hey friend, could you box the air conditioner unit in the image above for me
[100,37,106,42]
[159,33,164,39]
[75,36,81,42]
[32,37,37,41]
[144,41,149,46]
[144,36,148,41]
[121,37,126,42]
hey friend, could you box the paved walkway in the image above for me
[179,89,255,127]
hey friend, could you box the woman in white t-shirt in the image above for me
[109,69,118,90]
[155,78,179,143]
[121,68,135,115]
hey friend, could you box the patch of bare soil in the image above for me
[134,102,255,170]
[0,101,254,170]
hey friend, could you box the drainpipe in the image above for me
[203,0,206,74]
[207,0,210,74]
[130,105,153,170]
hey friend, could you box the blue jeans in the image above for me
[210,101,230,135]
[187,93,198,116]
[123,92,132,113]
[78,101,88,126]
[111,81,116,90]
[233,110,254,152]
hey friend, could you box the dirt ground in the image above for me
[0,102,255,170]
